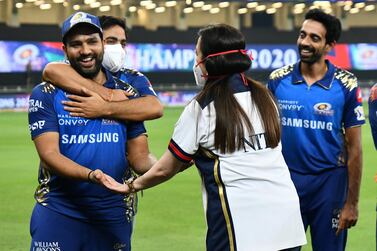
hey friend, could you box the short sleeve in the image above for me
[28,83,59,139]
[368,84,377,149]
[168,101,204,163]
[127,121,146,140]
[121,71,157,97]
[343,85,365,128]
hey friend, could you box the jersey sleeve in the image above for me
[343,84,365,128]
[168,101,205,163]
[368,84,377,149]
[122,71,157,97]
[127,121,146,140]
[28,83,59,140]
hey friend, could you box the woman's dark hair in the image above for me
[196,24,281,154]
[305,9,341,44]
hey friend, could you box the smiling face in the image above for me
[63,24,104,79]
[297,19,333,65]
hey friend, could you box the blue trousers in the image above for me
[290,168,348,251]
[30,203,132,251]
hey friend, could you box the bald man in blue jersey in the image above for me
[268,9,364,251]
[28,12,153,251]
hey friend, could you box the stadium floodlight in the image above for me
[201,4,212,11]
[209,7,220,14]
[218,2,229,8]
[255,5,266,12]
[129,6,137,12]
[183,7,194,13]
[52,0,64,3]
[293,8,304,14]
[140,0,152,7]
[84,0,96,5]
[193,1,204,8]
[34,0,44,6]
[15,3,24,8]
[40,3,51,9]
[110,0,122,6]
[99,5,111,12]
[294,3,305,9]
[266,8,277,14]
[349,7,360,14]
[237,8,248,14]
[365,5,376,11]
[145,3,156,10]
[344,5,352,11]
[355,2,366,9]
[90,2,101,8]
[165,1,177,7]
[155,6,166,13]
[272,2,283,8]
[186,0,192,5]
[73,4,80,10]
[246,2,258,8]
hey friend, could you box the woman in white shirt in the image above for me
[94,24,307,251]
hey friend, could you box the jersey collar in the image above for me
[103,67,116,89]
[292,60,336,89]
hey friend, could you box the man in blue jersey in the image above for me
[28,12,153,251]
[369,84,377,149]
[42,15,163,122]
[267,9,365,251]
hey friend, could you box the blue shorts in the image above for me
[290,168,347,251]
[30,203,132,251]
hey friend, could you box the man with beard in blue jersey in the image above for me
[42,15,162,122]
[267,9,365,251]
[28,12,153,251]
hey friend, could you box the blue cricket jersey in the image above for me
[267,60,365,174]
[28,69,146,224]
[369,84,377,149]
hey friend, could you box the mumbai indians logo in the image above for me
[313,102,334,116]
[70,12,91,27]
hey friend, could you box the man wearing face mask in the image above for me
[43,15,162,122]
[267,9,365,251]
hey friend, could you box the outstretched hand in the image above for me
[90,169,131,195]
[62,87,107,118]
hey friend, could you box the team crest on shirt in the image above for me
[313,102,334,116]
[354,105,365,121]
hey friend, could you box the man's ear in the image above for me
[325,41,336,54]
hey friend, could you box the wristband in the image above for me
[87,170,94,183]
[125,178,137,193]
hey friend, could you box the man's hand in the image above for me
[112,89,129,102]
[62,88,108,118]
[90,169,130,194]
[336,202,358,236]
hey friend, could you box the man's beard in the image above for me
[69,52,104,79]
[298,45,323,64]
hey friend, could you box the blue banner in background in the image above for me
[1,40,377,73]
